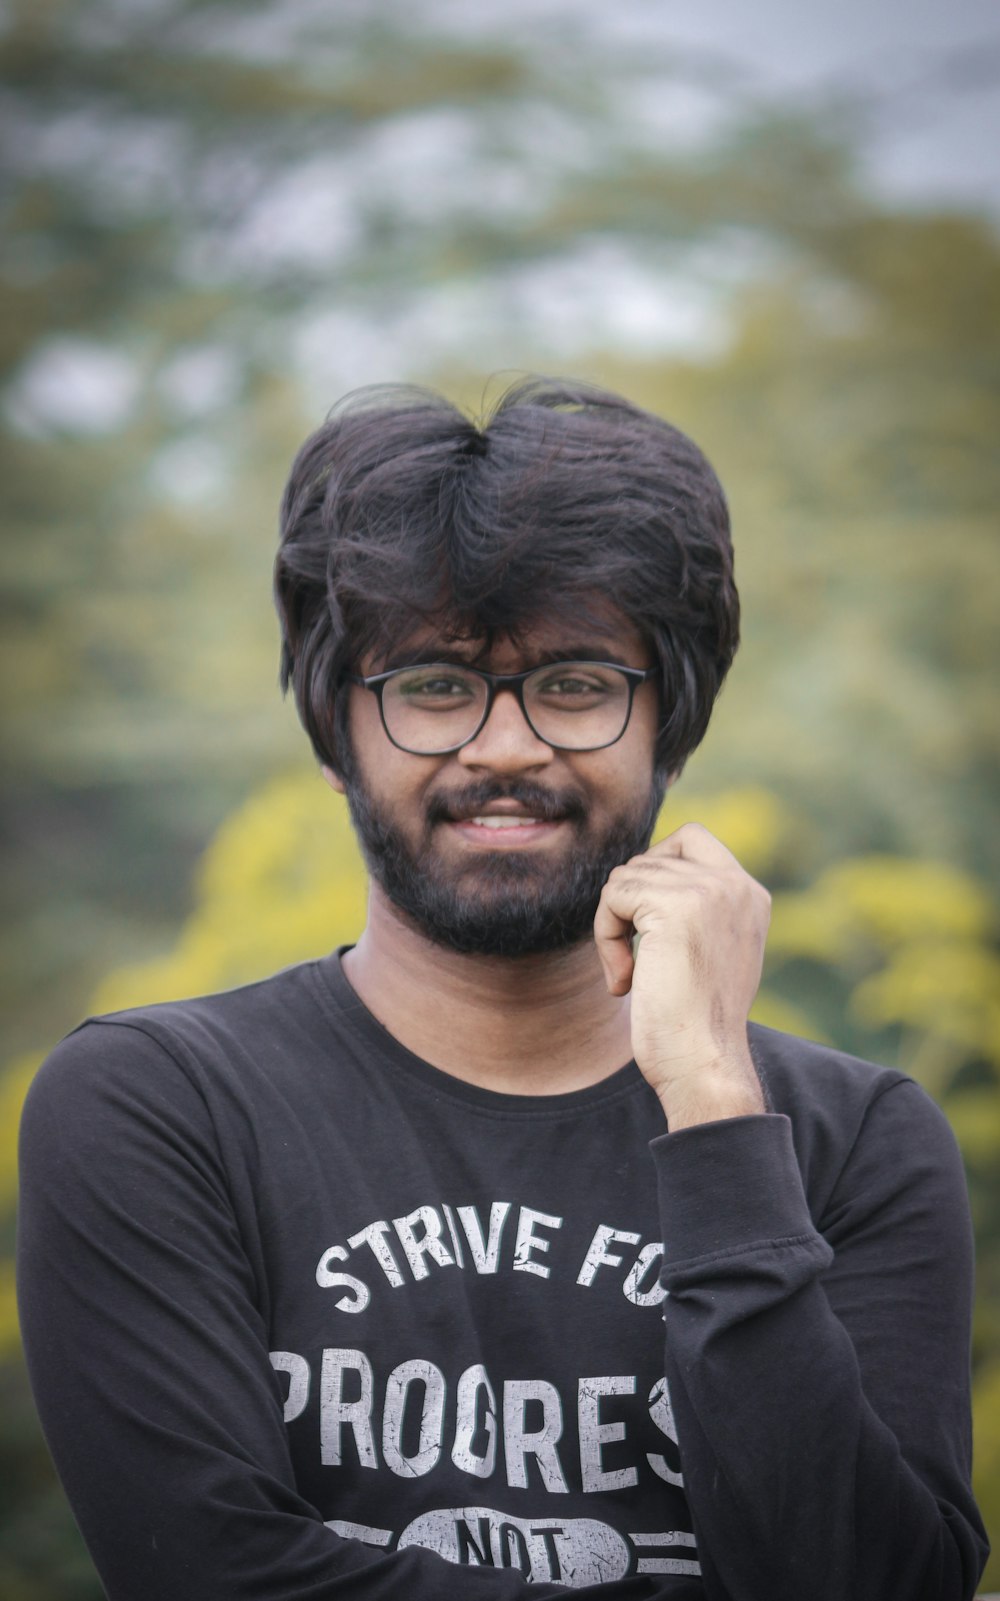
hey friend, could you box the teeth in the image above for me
[470,815,542,828]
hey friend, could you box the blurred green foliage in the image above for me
[2,0,998,1592]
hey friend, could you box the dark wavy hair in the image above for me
[274,376,739,778]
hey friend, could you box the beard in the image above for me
[340,763,667,958]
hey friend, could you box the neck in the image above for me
[340,886,633,1095]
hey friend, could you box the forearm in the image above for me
[652,1108,987,1601]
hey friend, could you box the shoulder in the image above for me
[21,958,337,1132]
[749,1021,905,1103]
[749,1020,938,1131]
[93,956,325,1045]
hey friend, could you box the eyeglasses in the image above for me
[348,660,657,756]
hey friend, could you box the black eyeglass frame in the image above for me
[347,660,659,756]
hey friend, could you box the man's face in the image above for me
[331,615,666,957]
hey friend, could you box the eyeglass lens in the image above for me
[381,662,633,753]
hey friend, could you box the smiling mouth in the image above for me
[467,815,548,830]
[429,782,585,838]
[445,814,567,846]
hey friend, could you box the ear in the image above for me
[321,764,346,796]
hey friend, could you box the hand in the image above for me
[594,822,771,1130]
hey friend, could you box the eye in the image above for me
[533,665,617,700]
[394,668,478,705]
[545,674,602,694]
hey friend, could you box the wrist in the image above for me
[660,1087,768,1131]
[649,1047,767,1131]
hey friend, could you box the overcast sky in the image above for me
[428,0,1000,212]
[649,0,1000,210]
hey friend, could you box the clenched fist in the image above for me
[594,822,771,1131]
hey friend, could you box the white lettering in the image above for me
[456,1203,511,1274]
[392,1206,455,1281]
[315,1245,371,1312]
[382,1359,446,1478]
[512,1207,563,1279]
[320,1347,377,1468]
[325,1519,393,1547]
[346,1220,406,1288]
[576,1225,642,1287]
[646,1376,684,1485]
[452,1364,498,1479]
[441,1203,465,1267]
[269,1350,310,1422]
[399,1506,630,1584]
[579,1375,637,1493]
[503,1379,568,1492]
[623,1242,668,1306]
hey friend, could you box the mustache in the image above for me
[427,779,588,827]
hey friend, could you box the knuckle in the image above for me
[680,820,710,838]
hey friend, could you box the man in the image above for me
[18,379,988,1599]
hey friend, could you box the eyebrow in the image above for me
[380,641,634,673]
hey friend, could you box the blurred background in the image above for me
[2,0,999,1592]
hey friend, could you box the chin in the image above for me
[387,874,601,959]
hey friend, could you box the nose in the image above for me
[456,688,555,774]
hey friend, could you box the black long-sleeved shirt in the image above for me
[16,952,989,1598]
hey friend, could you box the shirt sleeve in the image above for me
[651,1092,989,1601]
[16,1020,698,1601]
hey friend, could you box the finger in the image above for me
[593,893,635,995]
[648,821,742,870]
[598,860,706,940]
